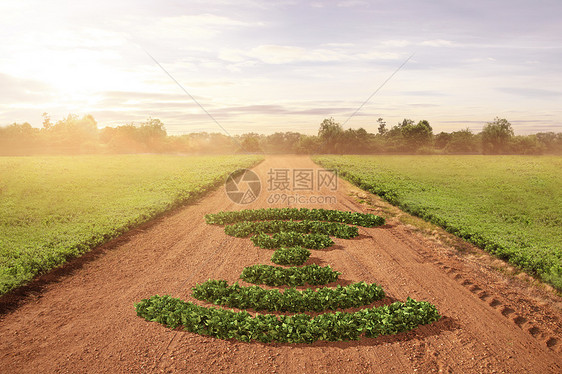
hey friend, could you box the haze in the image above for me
[1,0,561,135]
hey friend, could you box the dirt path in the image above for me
[1,155,561,373]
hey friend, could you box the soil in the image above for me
[1,155,561,373]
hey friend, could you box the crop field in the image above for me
[0,154,262,295]
[2,155,561,373]
[313,155,562,290]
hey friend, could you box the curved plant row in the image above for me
[225,220,359,239]
[136,295,440,344]
[251,232,334,249]
[137,208,440,343]
[205,207,385,227]
[241,264,340,287]
[271,246,310,266]
[192,280,385,312]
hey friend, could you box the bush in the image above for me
[191,279,385,312]
[251,232,334,249]
[271,246,311,266]
[135,295,441,343]
[224,220,359,239]
[205,208,385,227]
[240,264,340,287]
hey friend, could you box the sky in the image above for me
[1,0,561,136]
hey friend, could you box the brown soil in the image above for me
[1,155,561,373]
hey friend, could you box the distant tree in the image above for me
[295,134,321,154]
[536,132,562,154]
[318,117,344,153]
[510,135,544,155]
[340,127,378,154]
[238,133,263,153]
[481,117,514,154]
[43,114,98,152]
[401,120,433,150]
[0,122,41,155]
[377,117,387,136]
[445,128,477,154]
[261,132,301,153]
[41,112,52,130]
[434,132,452,149]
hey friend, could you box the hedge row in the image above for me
[205,208,385,227]
[240,264,340,287]
[271,246,311,266]
[192,280,385,312]
[224,220,359,239]
[135,295,440,343]
[250,232,334,249]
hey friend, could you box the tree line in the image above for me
[1,113,561,155]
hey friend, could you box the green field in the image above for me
[0,154,262,295]
[313,155,562,290]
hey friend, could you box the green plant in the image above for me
[137,207,441,343]
[192,280,385,312]
[205,208,385,227]
[240,264,340,287]
[224,220,359,239]
[0,154,263,295]
[271,246,311,266]
[135,295,441,343]
[250,232,334,249]
[313,155,562,290]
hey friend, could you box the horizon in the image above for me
[1,0,561,136]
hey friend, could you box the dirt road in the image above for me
[1,156,560,373]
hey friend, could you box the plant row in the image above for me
[271,246,311,266]
[135,295,440,343]
[205,208,385,227]
[250,232,334,249]
[224,220,359,239]
[192,280,385,312]
[240,264,340,287]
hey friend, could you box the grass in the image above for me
[0,154,262,295]
[313,155,562,290]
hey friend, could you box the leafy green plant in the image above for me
[224,220,359,239]
[205,208,385,227]
[251,232,334,249]
[271,246,311,266]
[135,295,441,343]
[313,155,562,290]
[0,154,263,295]
[240,264,340,286]
[192,279,385,312]
[137,206,441,343]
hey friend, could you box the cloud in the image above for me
[337,0,368,7]
[248,45,347,64]
[419,39,454,47]
[0,73,51,104]
[358,51,401,60]
[219,44,403,65]
[496,87,562,98]
[381,40,412,48]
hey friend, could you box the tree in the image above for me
[238,133,263,153]
[445,128,477,154]
[318,117,343,153]
[295,134,321,154]
[377,118,387,136]
[510,135,544,155]
[43,114,98,152]
[481,117,513,154]
[401,120,433,150]
[434,132,452,150]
